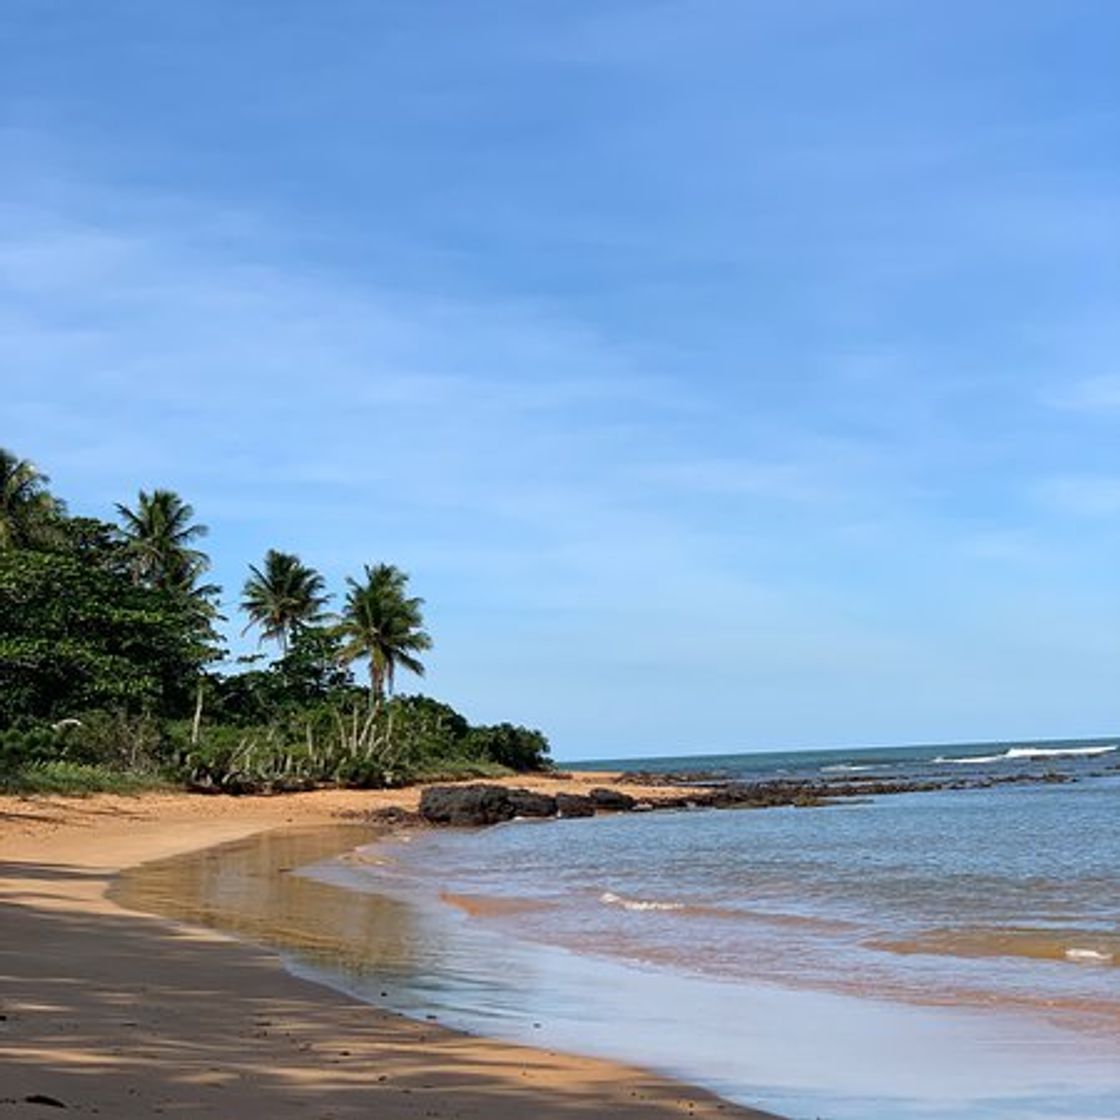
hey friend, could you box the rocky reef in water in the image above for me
[415,770,1072,827]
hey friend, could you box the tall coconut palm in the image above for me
[241,549,329,655]
[336,563,432,708]
[0,448,64,550]
[115,488,210,593]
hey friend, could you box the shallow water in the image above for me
[301,742,1120,1119]
[116,739,1120,1119]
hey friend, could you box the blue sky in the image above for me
[3,2,1119,759]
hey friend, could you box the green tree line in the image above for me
[0,448,550,792]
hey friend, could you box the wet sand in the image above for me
[0,782,779,1119]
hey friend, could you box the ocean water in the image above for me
[300,739,1120,1120]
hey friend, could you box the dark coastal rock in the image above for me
[419,784,517,826]
[507,789,558,817]
[555,792,595,818]
[416,766,1083,830]
[588,787,636,811]
[608,770,1079,814]
[417,782,643,825]
[418,770,1061,828]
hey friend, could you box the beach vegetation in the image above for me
[0,543,217,725]
[0,760,169,795]
[0,716,173,793]
[241,549,329,654]
[180,693,530,792]
[115,488,211,596]
[0,445,552,794]
[336,563,432,709]
[0,450,65,551]
[464,723,552,771]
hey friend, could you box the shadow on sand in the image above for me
[0,847,773,1120]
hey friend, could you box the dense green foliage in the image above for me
[0,535,214,725]
[205,627,359,726]
[0,447,551,792]
[465,723,552,771]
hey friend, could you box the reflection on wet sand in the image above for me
[111,824,421,978]
[108,818,1120,1120]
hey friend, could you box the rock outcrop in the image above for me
[419,784,517,826]
[588,787,636,811]
[418,783,631,826]
[554,792,595,818]
[507,789,558,817]
[415,769,1074,828]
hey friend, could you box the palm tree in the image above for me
[115,488,210,593]
[336,563,432,708]
[0,448,64,549]
[241,549,329,655]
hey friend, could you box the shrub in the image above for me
[465,723,552,771]
[0,761,166,795]
[0,725,60,771]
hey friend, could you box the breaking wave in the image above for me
[1065,948,1115,965]
[600,891,686,912]
[935,745,1117,765]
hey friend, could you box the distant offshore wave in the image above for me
[935,745,1117,765]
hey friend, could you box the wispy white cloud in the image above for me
[1043,374,1120,414]
[6,164,1116,756]
[2,175,769,628]
[1,192,669,484]
[632,458,837,504]
[1034,475,1120,518]
[5,0,1120,754]
[953,529,1048,564]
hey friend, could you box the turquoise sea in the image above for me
[299,739,1120,1120]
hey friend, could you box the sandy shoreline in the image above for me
[0,779,780,1118]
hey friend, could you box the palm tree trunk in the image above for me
[191,680,205,747]
[370,659,388,719]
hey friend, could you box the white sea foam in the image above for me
[1065,948,1114,965]
[934,753,1005,764]
[821,764,877,773]
[601,891,685,912]
[1003,745,1116,759]
[935,745,1117,764]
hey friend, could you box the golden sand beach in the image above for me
[0,779,779,1119]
